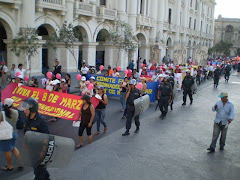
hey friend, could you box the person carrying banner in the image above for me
[122,79,141,136]
[207,92,234,152]
[93,85,108,135]
[19,98,50,180]
[182,70,194,105]
[213,66,221,88]
[157,76,172,119]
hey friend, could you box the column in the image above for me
[21,0,35,28]
[82,42,99,67]
[149,0,158,42]
[56,42,81,73]
[65,0,74,24]
[164,0,168,22]
[128,0,138,32]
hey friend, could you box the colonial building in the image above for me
[0,0,215,75]
[214,15,240,56]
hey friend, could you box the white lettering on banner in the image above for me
[40,137,55,166]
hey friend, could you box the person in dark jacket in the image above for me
[122,79,141,136]
[182,70,194,105]
[224,64,231,83]
[53,59,61,75]
[213,66,221,88]
[157,76,173,119]
[20,98,50,180]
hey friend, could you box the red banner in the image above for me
[1,83,99,121]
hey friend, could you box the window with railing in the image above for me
[168,8,172,24]
[42,0,62,4]
[189,17,192,29]
[100,0,106,6]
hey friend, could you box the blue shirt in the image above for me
[212,100,234,125]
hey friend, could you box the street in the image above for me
[1,73,240,180]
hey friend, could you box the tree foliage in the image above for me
[11,28,39,75]
[208,41,233,56]
[47,21,79,71]
[109,20,137,66]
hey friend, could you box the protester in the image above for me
[182,70,194,105]
[10,64,16,82]
[53,59,61,75]
[15,64,29,78]
[141,67,147,76]
[150,63,157,71]
[65,74,71,93]
[152,71,159,82]
[76,95,95,148]
[90,76,98,95]
[122,79,141,136]
[45,76,54,92]
[0,61,8,89]
[224,64,231,83]
[120,77,129,112]
[140,77,147,96]
[133,69,140,80]
[16,75,24,86]
[104,70,109,77]
[129,73,135,80]
[60,79,68,93]
[207,92,234,152]
[129,60,134,71]
[175,65,182,73]
[111,68,120,77]
[93,85,108,135]
[20,98,50,179]
[82,81,93,96]
[29,76,38,88]
[126,67,132,78]
[157,76,173,119]
[213,66,221,88]
[108,66,113,76]
[0,98,23,171]
[79,76,87,95]
[80,63,89,77]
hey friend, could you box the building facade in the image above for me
[0,0,215,75]
[214,15,240,57]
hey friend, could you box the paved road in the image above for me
[1,73,240,180]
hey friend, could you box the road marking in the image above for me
[232,82,240,84]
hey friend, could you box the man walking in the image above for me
[0,61,8,89]
[157,75,172,119]
[213,66,221,88]
[207,92,234,152]
[182,70,194,105]
[122,79,141,136]
[224,64,231,83]
[53,59,61,75]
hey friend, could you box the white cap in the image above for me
[81,76,86,81]
[159,74,163,78]
[61,79,66,83]
[90,76,95,80]
[51,79,60,85]
[17,75,23,79]
[4,98,14,107]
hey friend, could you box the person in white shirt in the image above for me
[0,61,8,89]
[15,63,29,78]
[45,77,54,92]
[81,63,89,77]
[10,64,16,81]
[148,60,152,70]
[152,71,159,82]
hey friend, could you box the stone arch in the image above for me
[0,11,16,39]
[135,30,149,45]
[73,20,92,42]
[166,37,173,60]
[0,12,17,64]
[136,32,148,61]
[36,23,57,74]
[93,23,111,42]
[225,25,234,43]
[35,16,59,35]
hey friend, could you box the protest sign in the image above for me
[95,75,158,102]
[1,83,99,120]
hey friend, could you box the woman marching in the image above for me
[0,98,23,171]
[76,95,95,148]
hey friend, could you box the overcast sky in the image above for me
[215,0,240,19]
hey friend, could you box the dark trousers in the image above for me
[183,90,193,103]
[210,122,228,149]
[214,77,220,86]
[126,110,140,131]
[34,166,50,180]
[159,96,169,116]
[225,73,230,80]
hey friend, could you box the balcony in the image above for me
[74,1,94,18]
[96,6,117,22]
[180,27,185,34]
[36,0,67,14]
[0,0,21,9]
[136,15,154,29]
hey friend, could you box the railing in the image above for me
[97,6,117,21]
[74,1,94,17]
[36,0,66,12]
[136,15,154,28]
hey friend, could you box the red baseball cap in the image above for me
[1,61,5,65]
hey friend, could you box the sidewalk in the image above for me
[15,74,240,180]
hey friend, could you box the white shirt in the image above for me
[15,68,26,76]
[152,74,159,82]
[148,63,152,70]
[209,66,213,71]
[81,66,89,75]
[46,80,53,91]
[2,65,8,73]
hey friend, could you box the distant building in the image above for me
[214,15,240,56]
[0,0,215,75]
